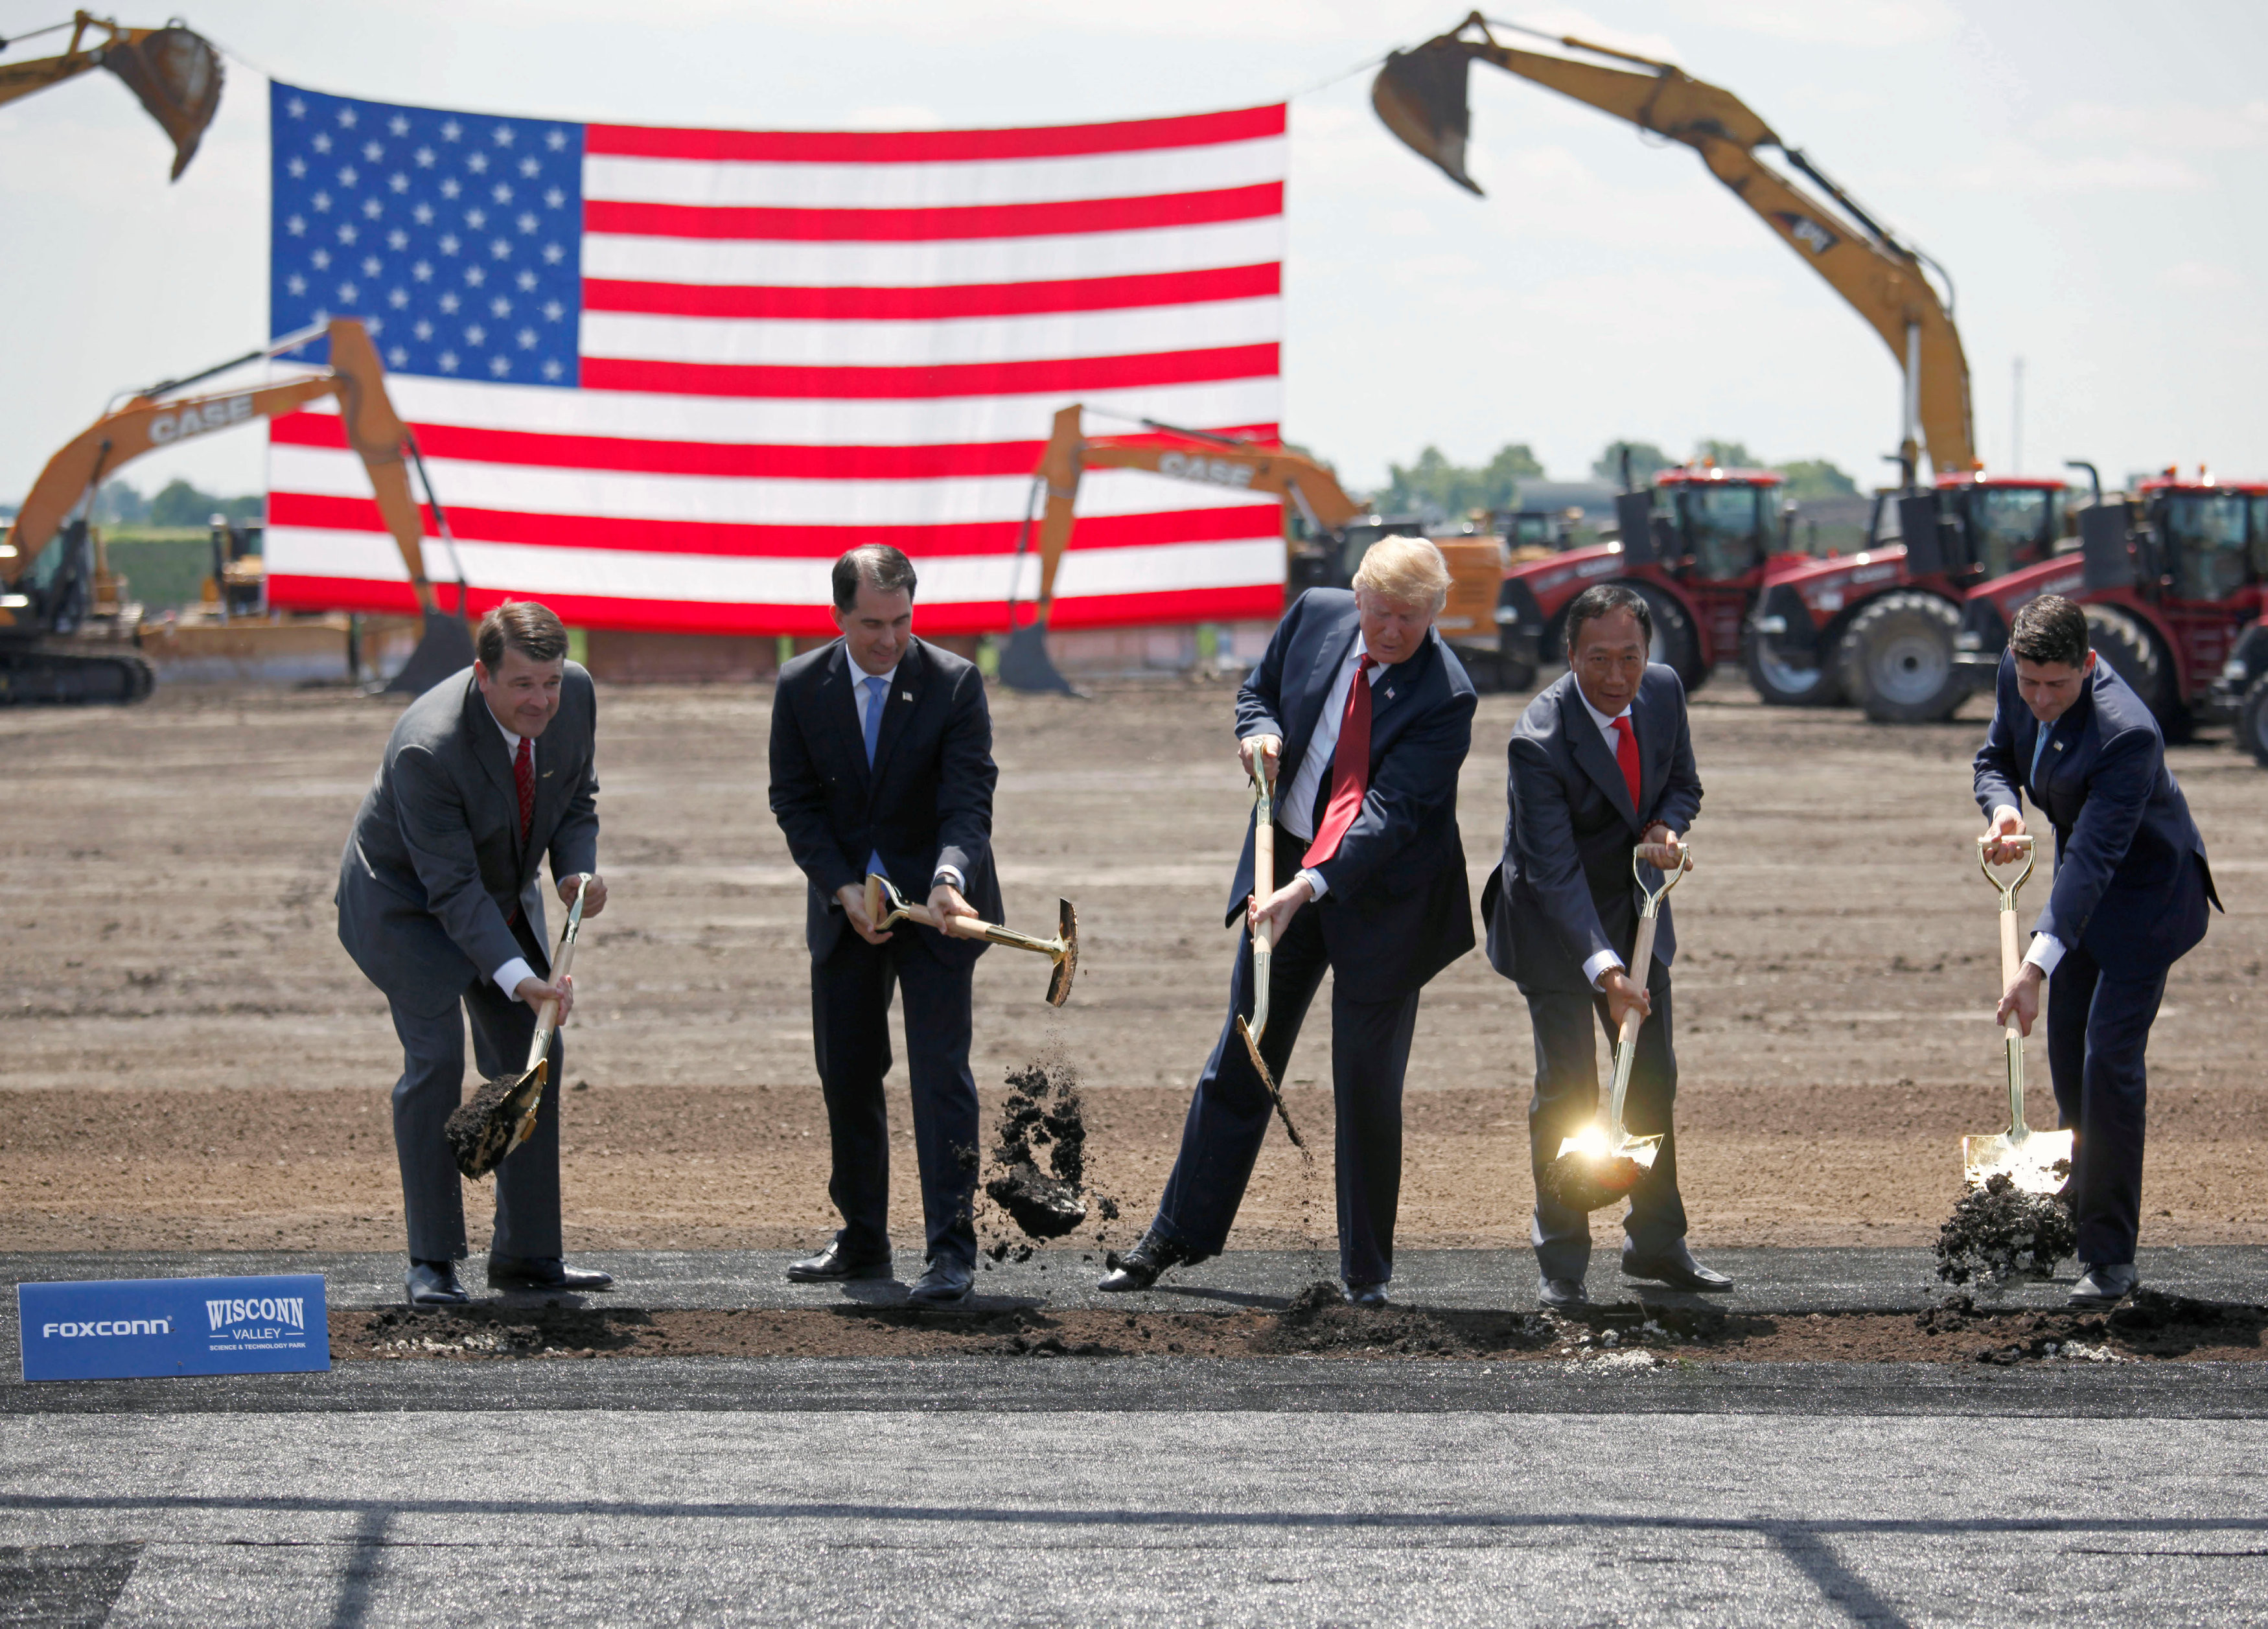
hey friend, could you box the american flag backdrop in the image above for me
[263,82,1290,636]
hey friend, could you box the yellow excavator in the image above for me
[0,12,223,179]
[1373,13,1973,479]
[999,403,1505,691]
[1,319,474,702]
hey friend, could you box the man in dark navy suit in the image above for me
[769,544,1003,1307]
[1976,594,2217,1308]
[1097,537,1477,1306]
[1481,583,1720,1309]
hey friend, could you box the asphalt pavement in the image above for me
[5,1248,2266,1626]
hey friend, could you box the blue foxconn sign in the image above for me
[17,1274,331,1381]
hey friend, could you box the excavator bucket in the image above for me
[100,27,224,181]
[1372,38,1483,196]
[382,610,478,697]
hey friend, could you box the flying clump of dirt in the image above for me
[1935,1172,2078,1285]
[984,1057,1092,1240]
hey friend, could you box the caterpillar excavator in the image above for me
[999,404,1506,692]
[0,12,222,179]
[1,318,474,702]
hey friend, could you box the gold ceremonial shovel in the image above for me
[1540,842,1689,1213]
[1963,835,2074,1194]
[444,874,591,1180]
[1233,767,1304,1151]
[864,874,1079,1007]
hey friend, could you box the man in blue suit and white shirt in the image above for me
[1976,594,2217,1308]
[1482,583,1724,1308]
[1098,537,1477,1306]
[769,544,1002,1307]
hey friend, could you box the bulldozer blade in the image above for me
[1962,1129,2074,1196]
[381,610,477,697]
[1372,39,1483,196]
[1234,1015,1305,1151]
[999,621,1078,695]
[100,26,224,181]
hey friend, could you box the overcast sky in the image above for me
[2,0,2261,506]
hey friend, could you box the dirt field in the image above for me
[3,672,2263,1259]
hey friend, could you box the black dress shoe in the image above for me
[487,1255,614,1292]
[785,1240,894,1284]
[1621,1241,1733,1292]
[907,1257,973,1307]
[406,1260,469,1307]
[1538,1277,1588,1310]
[1095,1229,1194,1293]
[2069,1262,2138,1308]
[1342,1282,1389,1310]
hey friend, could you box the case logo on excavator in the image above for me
[1157,451,1256,488]
[148,393,256,446]
[1772,211,1839,257]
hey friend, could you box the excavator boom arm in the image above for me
[1028,404,1362,613]
[1375,19,1974,472]
[1,319,443,614]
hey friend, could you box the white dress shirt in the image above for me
[849,656,965,896]
[1571,686,1669,990]
[1268,641,1391,901]
[485,705,540,998]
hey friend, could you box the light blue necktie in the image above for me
[2030,719,2054,792]
[862,675,888,884]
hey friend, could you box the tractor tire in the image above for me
[1631,582,1706,693]
[1744,621,1844,708]
[2240,677,2268,768]
[2083,604,2184,738]
[1836,590,1968,723]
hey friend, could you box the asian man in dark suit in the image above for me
[336,600,612,1307]
[1481,583,1721,1309]
[1976,594,2218,1308]
[769,544,1002,1307]
[1098,537,1477,1306]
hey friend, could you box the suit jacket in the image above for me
[1229,588,1476,1002]
[769,636,1002,964]
[1974,651,2217,973]
[336,663,601,1016]
[1482,664,1703,995]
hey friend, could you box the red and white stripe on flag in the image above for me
[265,102,1288,636]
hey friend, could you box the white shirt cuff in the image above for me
[1583,949,1625,988]
[1295,866,1328,901]
[2023,934,2065,976]
[931,864,965,892]
[493,956,537,997]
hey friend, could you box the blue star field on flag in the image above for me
[269,82,583,387]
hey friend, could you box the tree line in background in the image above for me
[1373,438,1860,519]
[91,478,262,529]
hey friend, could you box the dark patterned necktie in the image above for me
[513,735,534,842]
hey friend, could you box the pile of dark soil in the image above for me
[1537,1149,1645,1215]
[983,1057,1099,1241]
[1936,1173,2077,1285]
[329,1290,2268,1365]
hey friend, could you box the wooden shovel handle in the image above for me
[1252,813,1275,951]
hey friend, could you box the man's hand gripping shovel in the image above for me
[1963,835,2073,1194]
[1540,842,1689,1213]
[1234,761,1306,1151]
[443,875,592,1181]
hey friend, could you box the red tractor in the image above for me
[1955,468,2268,741]
[1746,472,2070,720]
[1494,462,1798,691]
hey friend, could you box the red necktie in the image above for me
[1611,714,1642,814]
[1303,655,1375,868]
[513,734,534,842]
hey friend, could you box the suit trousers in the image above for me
[2046,940,2168,1267]
[1153,879,1422,1289]
[810,927,980,1269]
[1521,963,1687,1284]
[389,977,563,1263]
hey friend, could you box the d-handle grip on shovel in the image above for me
[505,874,592,1158]
[1976,834,2039,1138]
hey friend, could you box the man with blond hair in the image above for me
[1098,538,1477,1305]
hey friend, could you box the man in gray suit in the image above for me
[338,601,613,1306]
[1480,583,1724,1308]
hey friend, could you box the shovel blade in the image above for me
[1962,1129,2074,1196]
